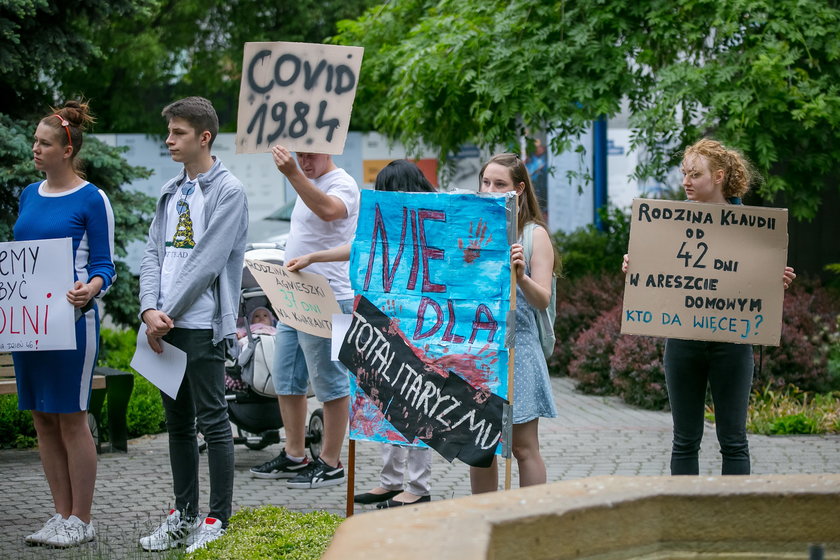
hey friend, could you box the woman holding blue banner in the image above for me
[470,153,559,493]
[622,138,795,475]
[285,159,438,508]
[12,100,116,547]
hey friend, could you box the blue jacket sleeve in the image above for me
[85,188,117,295]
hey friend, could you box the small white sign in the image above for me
[130,324,187,399]
[330,312,352,361]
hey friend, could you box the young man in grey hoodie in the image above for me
[138,96,248,553]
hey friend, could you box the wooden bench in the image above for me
[0,353,133,453]
[1,353,106,394]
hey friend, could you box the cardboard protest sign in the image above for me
[236,42,364,155]
[340,190,515,464]
[621,199,788,345]
[340,296,505,468]
[245,259,341,338]
[0,238,76,351]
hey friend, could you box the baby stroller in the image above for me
[223,242,324,459]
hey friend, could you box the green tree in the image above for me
[0,115,154,329]
[0,0,146,120]
[1,1,178,329]
[58,0,379,132]
[334,0,840,219]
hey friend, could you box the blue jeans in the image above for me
[161,328,233,524]
[271,298,353,402]
[664,338,754,475]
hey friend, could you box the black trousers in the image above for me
[161,328,233,524]
[664,338,754,475]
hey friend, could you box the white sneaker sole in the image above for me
[249,469,299,479]
[287,476,346,489]
[43,534,95,548]
[140,540,184,552]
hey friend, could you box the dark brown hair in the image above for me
[161,96,219,148]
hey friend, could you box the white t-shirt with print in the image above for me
[284,168,360,300]
[158,178,216,327]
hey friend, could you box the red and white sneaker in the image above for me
[185,517,225,553]
[139,509,200,551]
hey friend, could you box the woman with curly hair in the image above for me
[624,138,795,475]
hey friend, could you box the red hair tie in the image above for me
[52,114,72,147]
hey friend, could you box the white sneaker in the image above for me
[42,515,95,548]
[24,513,65,545]
[139,509,201,551]
[185,517,225,553]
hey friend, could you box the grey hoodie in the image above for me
[139,157,248,344]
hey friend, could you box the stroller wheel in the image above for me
[238,426,272,451]
[306,408,324,461]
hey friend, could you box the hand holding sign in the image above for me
[66,278,101,308]
[271,145,298,175]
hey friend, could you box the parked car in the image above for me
[247,199,295,246]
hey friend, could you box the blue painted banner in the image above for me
[344,190,514,452]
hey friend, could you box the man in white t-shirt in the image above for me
[249,145,360,489]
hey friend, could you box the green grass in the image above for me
[189,506,343,560]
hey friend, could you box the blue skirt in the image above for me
[13,305,100,413]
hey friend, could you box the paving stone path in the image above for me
[2,377,838,559]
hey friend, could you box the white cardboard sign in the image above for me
[0,238,76,351]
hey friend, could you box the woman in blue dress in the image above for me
[12,101,116,547]
[470,153,559,492]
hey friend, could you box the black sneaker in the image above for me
[249,450,310,479]
[286,457,346,489]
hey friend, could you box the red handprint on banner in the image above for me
[458,219,493,263]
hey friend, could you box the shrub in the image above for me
[124,375,166,438]
[0,394,35,448]
[549,207,630,377]
[99,328,137,371]
[567,304,622,394]
[610,333,668,410]
[552,207,631,280]
[829,318,840,388]
[756,279,840,392]
[189,506,342,560]
[567,300,668,409]
[551,273,625,376]
[768,413,819,435]
[99,328,166,438]
[747,384,840,435]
